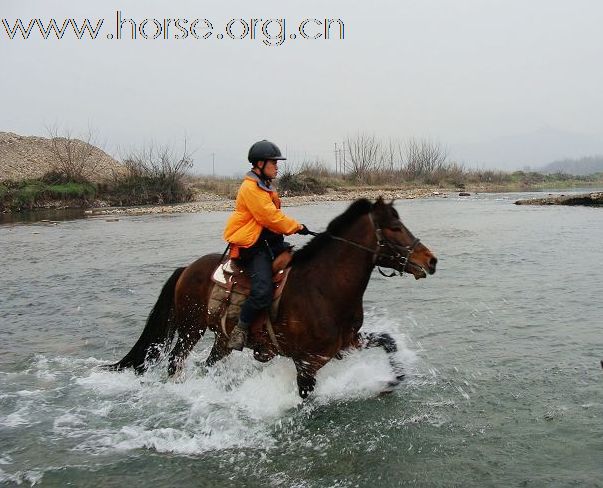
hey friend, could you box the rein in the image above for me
[306,215,421,278]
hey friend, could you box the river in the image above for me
[1,191,601,487]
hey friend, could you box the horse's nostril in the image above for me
[429,257,438,270]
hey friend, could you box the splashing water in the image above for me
[1,315,422,485]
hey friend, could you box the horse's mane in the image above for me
[291,198,373,265]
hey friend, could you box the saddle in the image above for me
[207,249,293,361]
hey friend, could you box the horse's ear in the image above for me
[375,196,385,207]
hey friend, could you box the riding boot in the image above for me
[228,321,249,351]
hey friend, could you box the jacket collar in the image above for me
[245,170,274,192]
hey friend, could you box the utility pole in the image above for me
[211,152,215,177]
[334,142,339,174]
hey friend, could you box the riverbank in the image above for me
[515,191,603,206]
[81,180,603,217]
[3,184,602,221]
[83,187,437,216]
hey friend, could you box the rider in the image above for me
[224,140,310,350]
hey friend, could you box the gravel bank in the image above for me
[85,188,438,216]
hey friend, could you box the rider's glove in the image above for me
[296,224,311,235]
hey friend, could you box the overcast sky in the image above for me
[2,0,603,173]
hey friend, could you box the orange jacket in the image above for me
[223,171,302,257]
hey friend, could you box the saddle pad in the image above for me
[207,264,291,322]
[211,259,239,285]
[210,255,291,296]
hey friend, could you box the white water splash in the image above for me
[0,468,43,486]
[2,317,419,460]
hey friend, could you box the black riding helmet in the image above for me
[248,140,287,165]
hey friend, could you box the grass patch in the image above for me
[47,182,96,199]
[0,179,97,212]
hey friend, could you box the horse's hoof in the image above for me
[379,380,400,396]
[383,376,403,392]
[299,388,311,399]
[99,363,119,372]
[253,349,275,363]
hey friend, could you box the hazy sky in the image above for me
[2,0,603,173]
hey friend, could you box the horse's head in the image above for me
[371,197,437,279]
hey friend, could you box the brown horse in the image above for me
[105,197,437,398]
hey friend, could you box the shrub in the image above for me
[41,170,78,185]
[190,176,240,199]
[277,171,327,196]
[109,144,194,205]
[15,181,46,208]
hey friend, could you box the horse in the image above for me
[105,197,437,398]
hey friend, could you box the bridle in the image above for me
[308,212,422,278]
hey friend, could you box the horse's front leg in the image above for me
[358,332,405,386]
[205,333,231,367]
[294,354,331,399]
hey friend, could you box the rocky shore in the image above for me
[514,192,603,206]
[85,188,438,216]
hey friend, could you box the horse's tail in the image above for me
[102,267,186,374]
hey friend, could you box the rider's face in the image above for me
[259,160,279,179]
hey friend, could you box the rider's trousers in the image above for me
[237,245,273,327]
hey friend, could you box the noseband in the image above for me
[310,213,421,278]
[374,224,421,277]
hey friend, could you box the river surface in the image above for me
[1,192,602,487]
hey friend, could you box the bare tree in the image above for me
[45,125,100,182]
[122,142,192,180]
[402,138,448,180]
[117,140,194,204]
[345,133,382,182]
[381,137,400,173]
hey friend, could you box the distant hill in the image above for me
[451,127,603,169]
[0,131,122,182]
[540,156,603,176]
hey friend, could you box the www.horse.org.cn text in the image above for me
[1,12,346,46]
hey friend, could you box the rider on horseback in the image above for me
[223,140,310,351]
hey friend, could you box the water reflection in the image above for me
[0,207,87,225]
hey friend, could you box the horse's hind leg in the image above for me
[167,327,205,377]
[360,332,405,386]
[167,303,207,377]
